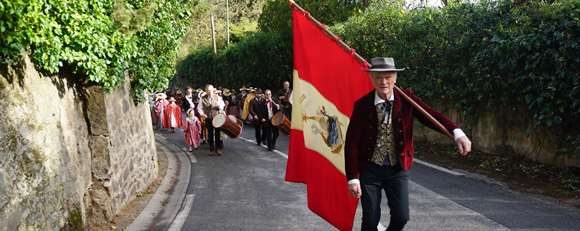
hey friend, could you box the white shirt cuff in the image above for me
[453,128,467,141]
[348,179,360,185]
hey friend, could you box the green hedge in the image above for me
[175,31,293,91]
[331,0,580,155]
[176,0,377,91]
[0,0,194,102]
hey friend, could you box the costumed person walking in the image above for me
[151,94,160,129]
[224,89,239,118]
[260,89,280,151]
[249,88,265,146]
[182,87,195,111]
[236,86,248,119]
[198,84,227,156]
[162,97,183,133]
[175,89,184,110]
[183,109,201,152]
[277,81,293,120]
[345,57,472,231]
[153,93,169,130]
[242,87,255,122]
[196,89,207,144]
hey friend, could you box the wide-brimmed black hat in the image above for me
[255,88,263,94]
[362,57,405,72]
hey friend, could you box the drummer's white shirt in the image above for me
[266,99,274,119]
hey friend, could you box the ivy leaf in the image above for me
[525,94,534,103]
[553,116,562,125]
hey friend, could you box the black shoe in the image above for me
[257,141,261,146]
[268,147,273,151]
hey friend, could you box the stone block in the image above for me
[89,136,111,181]
[85,86,109,136]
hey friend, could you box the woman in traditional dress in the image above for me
[162,97,183,133]
[154,93,169,130]
[183,109,201,152]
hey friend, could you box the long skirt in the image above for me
[158,107,165,127]
[227,105,239,118]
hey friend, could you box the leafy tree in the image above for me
[259,0,377,35]
[1,0,198,102]
[176,31,292,90]
[177,0,268,59]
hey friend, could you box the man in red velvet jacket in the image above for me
[345,57,472,231]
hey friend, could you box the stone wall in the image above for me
[0,54,158,230]
[413,104,580,168]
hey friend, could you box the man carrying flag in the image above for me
[285,1,472,230]
[345,57,472,231]
[284,2,374,230]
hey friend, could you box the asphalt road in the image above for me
[157,123,580,231]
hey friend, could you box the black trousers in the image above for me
[264,120,279,149]
[360,163,409,231]
[254,120,264,144]
[205,118,221,151]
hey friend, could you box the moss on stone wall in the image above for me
[65,204,84,231]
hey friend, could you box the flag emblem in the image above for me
[303,106,344,154]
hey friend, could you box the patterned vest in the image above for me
[202,94,222,119]
[370,104,398,166]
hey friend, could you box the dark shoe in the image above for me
[257,141,261,146]
[216,149,221,156]
[202,140,207,144]
[268,147,273,151]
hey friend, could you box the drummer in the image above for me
[197,84,228,156]
[261,89,281,151]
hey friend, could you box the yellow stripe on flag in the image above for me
[296,74,349,175]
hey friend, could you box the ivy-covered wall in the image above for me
[1,0,195,102]
[0,53,158,230]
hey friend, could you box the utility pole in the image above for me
[226,0,230,48]
[225,0,230,87]
[211,13,217,84]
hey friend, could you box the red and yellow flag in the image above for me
[285,5,374,231]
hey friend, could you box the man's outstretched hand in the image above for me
[456,136,471,156]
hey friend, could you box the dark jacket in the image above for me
[259,98,280,121]
[249,97,264,121]
[182,94,197,111]
[344,89,460,181]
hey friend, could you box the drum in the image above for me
[213,114,242,138]
[228,115,244,128]
[272,112,291,135]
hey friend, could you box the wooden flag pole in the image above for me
[287,0,454,141]
[392,87,454,140]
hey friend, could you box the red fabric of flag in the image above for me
[285,6,374,231]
